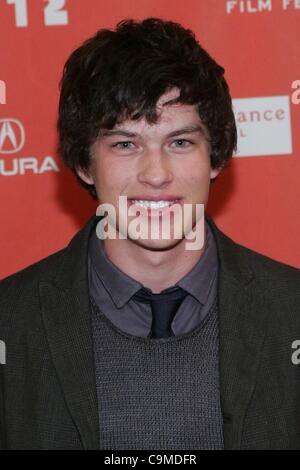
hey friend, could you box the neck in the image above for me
[103,225,207,293]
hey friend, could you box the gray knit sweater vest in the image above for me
[91,296,224,450]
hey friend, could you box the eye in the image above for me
[112,141,135,150]
[172,139,193,148]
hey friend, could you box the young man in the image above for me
[0,18,299,450]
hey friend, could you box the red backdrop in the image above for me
[1,0,299,278]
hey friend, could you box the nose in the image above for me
[137,149,173,188]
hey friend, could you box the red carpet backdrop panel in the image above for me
[0,0,299,277]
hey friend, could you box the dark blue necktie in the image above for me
[133,286,188,338]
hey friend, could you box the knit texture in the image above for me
[91,296,224,450]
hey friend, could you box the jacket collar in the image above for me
[39,214,268,449]
[208,217,268,449]
[51,214,254,289]
[39,216,100,449]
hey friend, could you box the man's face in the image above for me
[77,88,221,251]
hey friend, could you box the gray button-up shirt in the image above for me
[88,217,219,337]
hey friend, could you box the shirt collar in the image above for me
[88,231,142,309]
[176,221,218,304]
[88,215,218,309]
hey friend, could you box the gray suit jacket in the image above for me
[0,215,299,449]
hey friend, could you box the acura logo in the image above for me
[0,118,25,154]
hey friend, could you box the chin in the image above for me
[129,236,184,252]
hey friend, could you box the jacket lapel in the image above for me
[39,215,100,449]
[207,216,270,449]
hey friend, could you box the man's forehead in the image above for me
[114,96,200,133]
[156,87,181,108]
[108,110,202,136]
[98,87,202,136]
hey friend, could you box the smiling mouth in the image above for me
[126,199,183,218]
[128,199,181,209]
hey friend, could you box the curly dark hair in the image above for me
[57,17,237,199]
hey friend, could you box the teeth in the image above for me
[131,200,177,209]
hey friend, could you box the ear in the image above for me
[76,167,94,185]
[210,166,222,180]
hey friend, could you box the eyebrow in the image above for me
[100,124,206,139]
